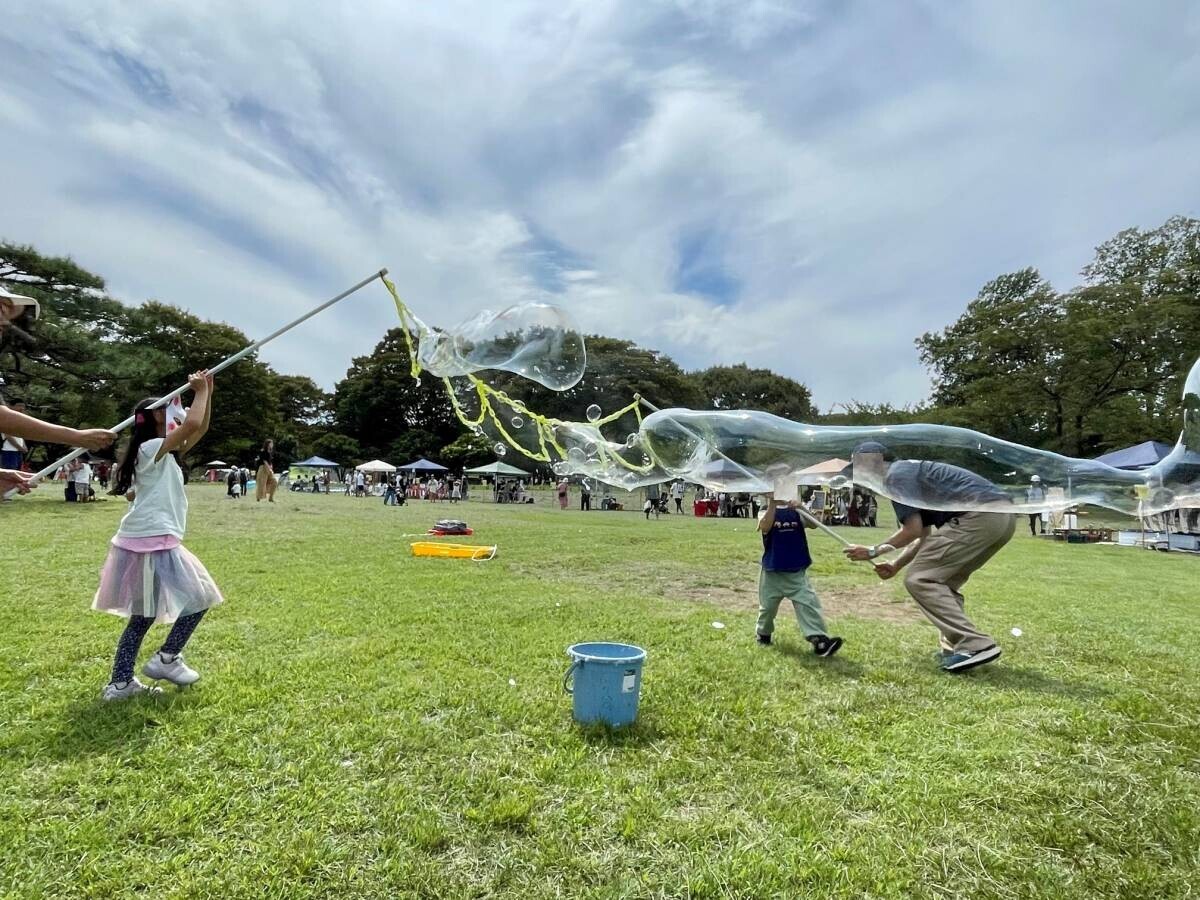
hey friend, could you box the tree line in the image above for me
[2,215,1197,473]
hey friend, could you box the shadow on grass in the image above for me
[42,689,203,760]
[574,717,664,748]
[964,663,1110,700]
[773,642,865,678]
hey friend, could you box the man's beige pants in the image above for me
[903,512,1016,654]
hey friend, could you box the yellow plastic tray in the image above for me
[410,542,496,561]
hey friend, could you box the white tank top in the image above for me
[117,438,188,539]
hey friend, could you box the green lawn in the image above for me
[2,486,1197,899]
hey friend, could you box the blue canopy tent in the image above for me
[1094,442,1200,540]
[399,458,448,472]
[1093,441,1174,470]
[288,455,344,492]
[293,455,342,468]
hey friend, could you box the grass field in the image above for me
[2,486,1198,899]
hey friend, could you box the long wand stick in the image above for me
[10,267,388,498]
[635,396,853,547]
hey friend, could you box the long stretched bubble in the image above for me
[552,356,1200,518]
[380,279,1198,518]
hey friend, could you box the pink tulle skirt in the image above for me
[93,543,224,623]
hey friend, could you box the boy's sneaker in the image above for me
[143,652,201,686]
[101,678,163,702]
[809,635,844,658]
[756,632,772,646]
[941,644,1001,673]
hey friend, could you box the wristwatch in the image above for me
[868,545,878,559]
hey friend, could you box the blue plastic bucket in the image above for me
[563,642,646,727]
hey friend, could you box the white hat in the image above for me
[1030,474,1041,482]
[0,285,40,320]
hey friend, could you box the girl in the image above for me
[93,372,224,701]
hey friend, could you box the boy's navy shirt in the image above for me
[761,507,812,572]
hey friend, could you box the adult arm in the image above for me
[843,513,926,561]
[0,469,34,494]
[0,407,114,451]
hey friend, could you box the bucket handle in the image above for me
[562,659,581,695]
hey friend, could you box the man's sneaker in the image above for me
[101,678,163,702]
[941,644,1002,673]
[809,635,844,658]
[934,649,954,664]
[143,652,201,686]
[756,632,772,646]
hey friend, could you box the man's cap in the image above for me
[1031,474,1041,482]
[851,441,895,461]
[0,285,40,320]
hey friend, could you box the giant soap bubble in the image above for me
[550,355,1200,518]
[414,303,586,390]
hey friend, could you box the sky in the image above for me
[2,1,1198,410]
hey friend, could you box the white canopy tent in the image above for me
[355,459,397,474]
[795,458,850,486]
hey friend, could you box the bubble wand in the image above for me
[7,268,389,499]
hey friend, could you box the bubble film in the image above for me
[549,356,1200,517]
[414,303,586,390]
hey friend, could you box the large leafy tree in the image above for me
[0,242,322,470]
[918,217,1200,456]
[120,302,285,468]
[0,243,136,448]
[333,329,465,460]
[690,363,815,420]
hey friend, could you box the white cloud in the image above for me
[1,0,1198,411]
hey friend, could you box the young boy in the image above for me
[757,488,843,657]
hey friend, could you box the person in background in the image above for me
[73,457,93,502]
[671,479,686,514]
[1,401,28,471]
[756,486,843,656]
[254,439,277,503]
[580,480,591,511]
[239,467,248,497]
[383,475,398,506]
[1025,475,1047,536]
[557,477,569,510]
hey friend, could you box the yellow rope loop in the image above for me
[384,280,666,478]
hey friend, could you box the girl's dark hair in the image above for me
[262,438,274,451]
[109,398,162,496]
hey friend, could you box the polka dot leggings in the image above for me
[110,611,206,684]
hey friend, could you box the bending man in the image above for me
[843,442,1015,673]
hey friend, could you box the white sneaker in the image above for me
[101,678,163,702]
[143,652,201,686]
